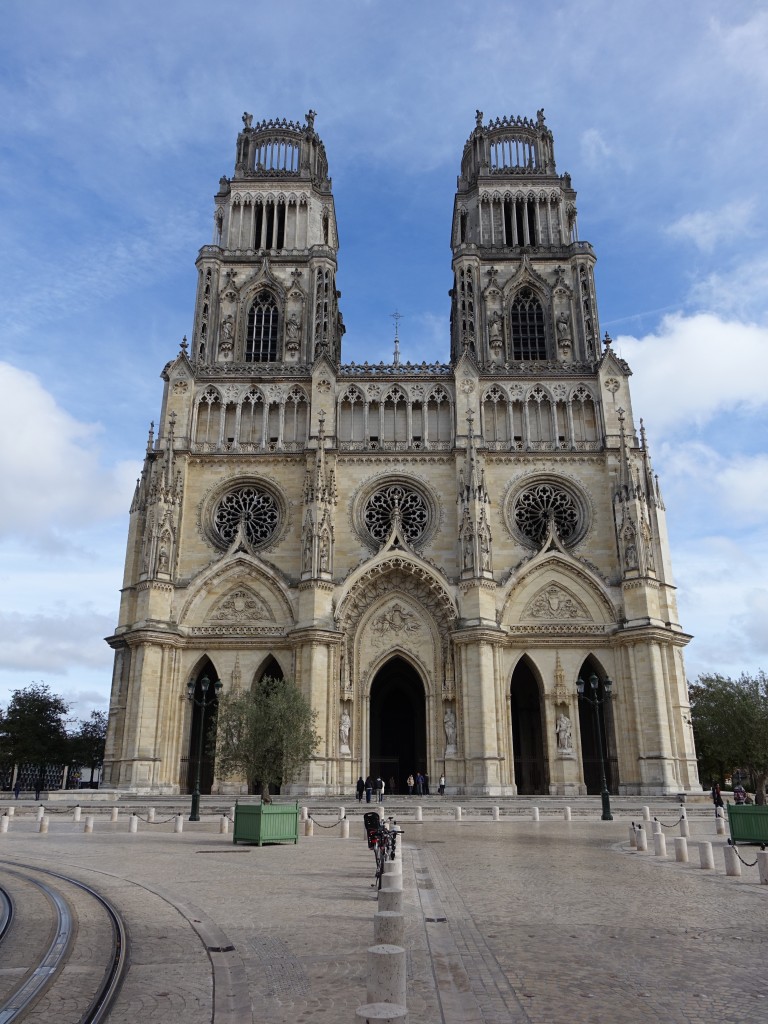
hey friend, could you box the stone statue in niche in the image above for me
[339,708,351,752]
[556,713,573,753]
[462,534,473,571]
[219,315,234,360]
[285,314,301,356]
[157,545,169,573]
[319,535,330,572]
[444,705,457,753]
[488,312,503,357]
[556,310,572,351]
[480,531,491,571]
[303,534,312,573]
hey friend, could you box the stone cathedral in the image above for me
[104,109,699,798]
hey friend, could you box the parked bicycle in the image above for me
[363,811,404,889]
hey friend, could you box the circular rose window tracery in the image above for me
[212,485,280,548]
[512,483,583,547]
[363,484,429,544]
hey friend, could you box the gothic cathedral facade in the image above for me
[104,110,699,797]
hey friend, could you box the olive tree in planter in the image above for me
[214,676,319,799]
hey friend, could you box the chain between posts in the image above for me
[308,813,346,829]
[727,838,765,868]
[133,813,179,824]
[653,813,685,830]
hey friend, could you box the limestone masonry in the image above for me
[104,109,699,797]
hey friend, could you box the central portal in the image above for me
[369,656,426,795]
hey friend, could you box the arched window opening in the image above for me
[427,387,451,444]
[383,388,407,443]
[528,387,553,443]
[246,290,279,362]
[284,388,308,445]
[339,387,364,443]
[483,387,509,443]
[195,388,221,445]
[240,388,264,446]
[511,288,547,360]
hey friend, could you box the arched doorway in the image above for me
[511,659,548,795]
[369,656,426,795]
[186,658,221,795]
[248,654,285,796]
[577,659,618,794]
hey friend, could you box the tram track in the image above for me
[0,860,128,1024]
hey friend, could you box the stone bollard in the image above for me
[628,823,637,848]
[174,814,183,834]
[492,806,500,821]
[84,815,94,834]
[642,806,651,821]
[699,841,715,870]
[680,812,690,838]
[355,1002,408,1022]
[378,887,403,914]
[635,826,648,852]
[414,806,422,821]
[563,806,571,821]
[715,814,726,836]
[304,818,314,837]
[111,807,119,823]
[367,944,407,1007]
[652,818,662,835]
[6,806,14,817]
[674,837,689,863]
[37,805,45,821]
[653,832,667,857]
[219,815,229,834]
[454,806,462,821]
[1,815,9,833]
[148,807,156,822]
[339,806,345,820]
[758,850,768,885]
[230,805,236,820]
[341,818,350,839]
[301,806,309,822]
[73,805,82,822]
[374,911,405,946]
[129,814,138,833]
[724,844,741,877]
[532,807,540,821]
[39,815,50,834]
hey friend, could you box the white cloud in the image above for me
[0,363,138,541]
[615,313,768,431]
[666,200,756,253]
[688,254,768,320]
[0,608,115,675]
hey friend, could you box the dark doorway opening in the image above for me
[369,657,426,795]
[184,658,220,795]
[511,659,548,795]
[251,655,285,795]
[577,659,618,794]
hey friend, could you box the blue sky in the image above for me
[1,1,766,719]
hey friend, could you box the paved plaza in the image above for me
[1,800,767,1023]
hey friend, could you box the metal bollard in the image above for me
[758,850,768,885]
[414,806,422,821]
[1,816,9,833]
[148,807,156,822]
[674,837,688,863]
[219,815,229,834]
[111,807,119,822]
[341,818,350,839]
[724,844,741,877]
[653,832,667,857]
[39,815,49,834]
[366,944,406,1007]
[174,814,183,834]
[454,806,462,821]
[563,806,571,821]
[492,806,500,821]
[699,841,715,870]
[129,814,138,833]
[628,823,637,848]
[84,815,94,834]
[635,825,647,852]
[642,806,651,821]
[532,806,540,821]
[355,1002,408,1022]
[73,805,82,822]
[304,818,314,837]
[374,911,405,946]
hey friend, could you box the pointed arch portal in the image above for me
[185,657,221,796]
[511,660,548,795]
[577,658,619,794]
[369,657,426,795]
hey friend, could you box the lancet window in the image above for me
[337,384,453,451]
[479,384,600,452]
[246,290,280,362]
[510,287,547,360]
[192,384,309,452]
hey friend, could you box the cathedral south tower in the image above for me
[104,110,698,799]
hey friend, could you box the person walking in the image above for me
[375,775,384,803]
[711,781,724,817]
[406,773,414,795]
[356,776,365,802]
[13,778,21,799]
[388,775,396,796]
[438,774,446,796]
[415,772,424,797]
[364,775,373,803]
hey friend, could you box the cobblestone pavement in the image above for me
[1,805,767,1023]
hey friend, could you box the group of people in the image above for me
[356,771,447,803]
[712,779,754,811]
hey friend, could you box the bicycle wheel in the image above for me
[374,837,386,889]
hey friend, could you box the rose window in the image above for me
[364,485,429,543]
[212,486,279,547]
[513,484,580,546]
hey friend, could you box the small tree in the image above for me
[0,682,71,788]
[68,710,108,785]
[690,671,768,803]
[214,677,319,798]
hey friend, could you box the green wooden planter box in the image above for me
[232,801,300,846]
[727,804,768,844]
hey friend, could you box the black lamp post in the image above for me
[187,675,222,821]
[576,673,614,821]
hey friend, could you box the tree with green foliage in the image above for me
[214,677,319,798]
[68,710,108,785]
[690,671,768,804]
[0,682,71,787]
